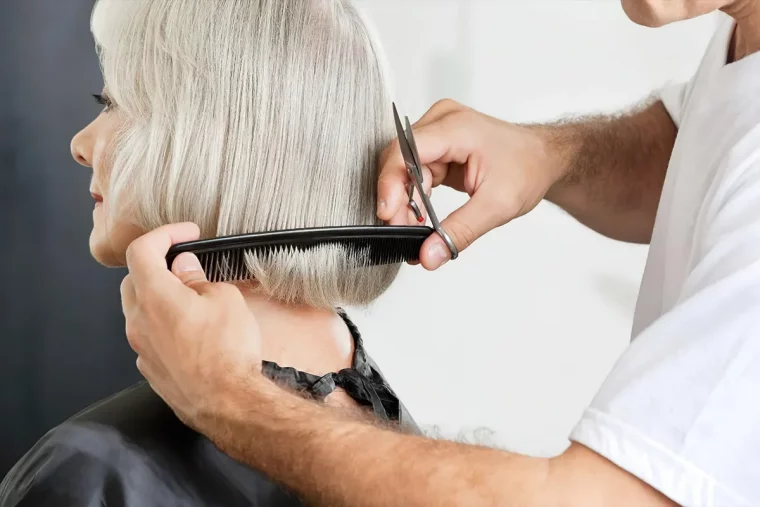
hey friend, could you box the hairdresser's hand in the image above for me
[378,99,563,270]
[120,223,263,430]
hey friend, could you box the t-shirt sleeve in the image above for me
[570,150,760,506]
[658,81,689,129]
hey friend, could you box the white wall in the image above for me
[350,0,719,456]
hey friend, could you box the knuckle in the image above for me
[448,219,478,250]
[204,283,225,298]
[217,283,242,301]
[380,140,401,167]
[447,110,473,128]
[179,272,206,288]
[200,283,234,304]
[124,238,144,269]
[433,98,461,111]
[376,172,395,189]
[124,320,135,342]
[125,322,140,352]
[422,167,433,186]
[135,357,146,376]
[501,194,524,220]
[379,141,396,166]
[124,241,137,264]
[119,275,132,296]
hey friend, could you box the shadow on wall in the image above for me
[0,0,141,476]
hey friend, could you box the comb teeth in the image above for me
[166,226,433,284]
[196,237,426,283]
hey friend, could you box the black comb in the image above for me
[166,225,433,283]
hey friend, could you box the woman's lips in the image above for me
[91,192,103,203]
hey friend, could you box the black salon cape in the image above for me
[0,312,417,507]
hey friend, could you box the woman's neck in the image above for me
[237,286,355,376]
[725,0,760,61]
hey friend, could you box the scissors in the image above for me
[392,103,459,261]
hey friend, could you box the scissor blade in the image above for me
[404,116,425,181]
[393,104,428,222]
[405,116,444,230]
[392,103,415,170]
[393,114,429,209]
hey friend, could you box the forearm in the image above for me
[200,378,551,507]
[540,99,677,243]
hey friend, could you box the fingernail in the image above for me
[377,199,387,215]
[429,244,449,268]
[174,253,203,273]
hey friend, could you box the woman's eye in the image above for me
[92,93,114,112]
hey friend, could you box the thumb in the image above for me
[419,192,504,270]
[171,252,211,292]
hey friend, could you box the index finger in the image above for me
[377,116,473,221]
[126,223,201,293]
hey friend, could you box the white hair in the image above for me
[91,0,400,308]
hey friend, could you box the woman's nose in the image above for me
[71,127,93,168]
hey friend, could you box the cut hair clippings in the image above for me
[165,104,459,282]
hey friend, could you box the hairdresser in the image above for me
[122,0,760,504]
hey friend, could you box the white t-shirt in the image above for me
[570,15,760,507]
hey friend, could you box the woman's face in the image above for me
[70,91,144,267]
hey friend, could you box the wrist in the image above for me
[529,124,574,190]
[193,366,272,433]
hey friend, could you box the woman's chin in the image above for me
[89,233,125,268]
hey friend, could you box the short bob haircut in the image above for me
[92,0,400,309]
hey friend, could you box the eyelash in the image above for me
[92,93,114,112]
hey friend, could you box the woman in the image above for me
[0,0,418,505]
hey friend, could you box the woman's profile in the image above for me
[0,0,418,505]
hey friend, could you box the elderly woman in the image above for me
[0,1,418,505]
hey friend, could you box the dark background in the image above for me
[0,0,140,476]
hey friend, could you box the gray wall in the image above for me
[0,0,141,476]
